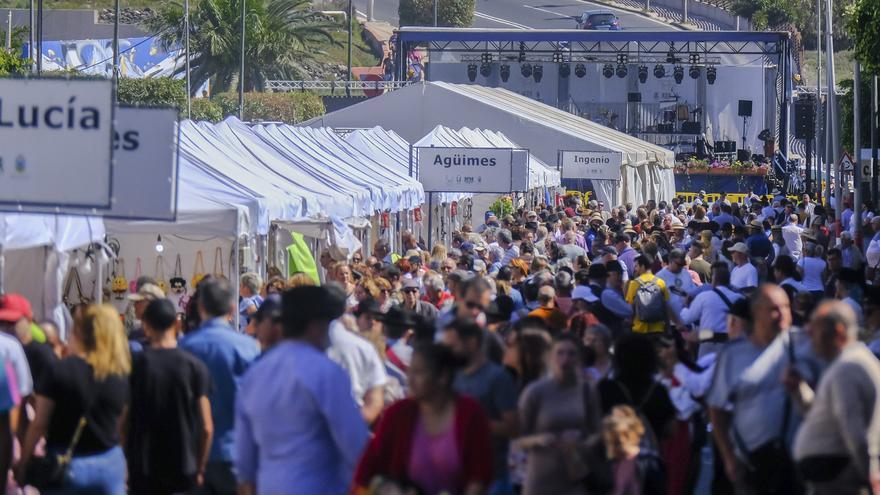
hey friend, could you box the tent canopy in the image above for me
[307,81,675,205]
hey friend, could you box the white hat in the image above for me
[572,285,599,303]
[728,242,749,254]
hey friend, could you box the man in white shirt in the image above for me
[680,262,742,357]
[781,214,804,261]
[729,242,759,290]
[327,318,388,426]
[656,249,698,315]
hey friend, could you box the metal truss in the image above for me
[266,80,413,92]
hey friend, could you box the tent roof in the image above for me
[0,214,104,252]
[306,81,674,170]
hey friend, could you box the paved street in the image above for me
[354,0,679,30]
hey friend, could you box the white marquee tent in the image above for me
[307,81,675,207]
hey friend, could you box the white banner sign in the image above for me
[560,150,623,181]
[0,78,114,210]
[418,147,515,192]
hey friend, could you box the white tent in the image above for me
[307,81,675,207]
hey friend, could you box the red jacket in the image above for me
[352,395,493,491]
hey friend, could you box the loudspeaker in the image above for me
[628,92,642,103]
[737,149,751,162]
[681,121,701,134]
[658,123,675,133]
[717,140,736,153]
[794,99,815,140]
[738,100,752,117]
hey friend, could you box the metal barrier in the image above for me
[265,80,413,92]
[675,192,802,204]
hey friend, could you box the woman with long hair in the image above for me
[353,343,493,495]
[517,334,603,495]
[17,304,131,494]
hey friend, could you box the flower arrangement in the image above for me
[674,157,769,175]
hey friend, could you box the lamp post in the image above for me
[185,0,191,118]
[239,0,246,119]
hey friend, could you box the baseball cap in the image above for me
[600,246,618,256]
[0,294,33,323]
[127,283,165,302]
[728,242,749,254]
[402,278,421,291]
[460,242,475,253]
[473,259,487,273]
[572,285,599,303]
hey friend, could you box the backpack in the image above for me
[633,276,665,323]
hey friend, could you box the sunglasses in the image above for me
[404,288,420,294]
[465,301,485,311]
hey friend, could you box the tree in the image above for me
[148,0,338,94]
[399,0,475,27]
[848,0,880,75]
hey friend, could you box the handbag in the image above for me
[111,258,127,299]
[191,251,206,288]
[129,258,142,294]
[170,254,187,295]
[62,266,91,311]
[212,247,226,280]
[154,255,168,294]
[24,415,88,489]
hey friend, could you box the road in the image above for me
[354,0,677,31]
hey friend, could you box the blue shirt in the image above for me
[180,318,259,462]
[235,341,369,494]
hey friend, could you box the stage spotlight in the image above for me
[533,64,543,82]
[480,62,492,78]
[552,51,564,63]
[521,62,532,78]
[467,63,477,82]
[689,65,700,79]
[616,63,627,78]
[638,65,648,83]
[500,64,511,82]
[574,63,587,78]
[673,65,684,84]
[706,66,717,85]
[559,63,570,78]
[653,64,665,78]
[666,50,675,64]
[603,63,614,78]
[518,42,526,62]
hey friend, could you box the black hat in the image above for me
[525,221,539,231]
[354,298,382,317]
[728,298,752,323]
[282,285,346,330]
[379,306,417,329]
[546,214,559,224]
[485,296,515,324]
[253,293,282,322]
[707,220,720,233]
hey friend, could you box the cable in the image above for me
[75,25,176,72]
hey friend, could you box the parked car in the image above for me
[576,10,622,30]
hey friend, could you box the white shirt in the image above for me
[656,267,697,315]
[797,256,826,292]
[0,333,33,397]
[680,285,743,334]
[781,223,804,261]
[327,321,388,407]
[731,262,758,289]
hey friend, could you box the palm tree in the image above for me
[148,0,338,93]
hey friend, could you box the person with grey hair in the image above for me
[791,300,880,494]
[488,245,505,274]
[239,272,264,332]
[554,270,575,316]
[781,213,804,261]
[839,231,865,272]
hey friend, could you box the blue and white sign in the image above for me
[560,150,623,181]
[418,147,516,192]
[0,78,114,210]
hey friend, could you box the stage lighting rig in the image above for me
[521,62,532,78]
[574,63,587,78]
[559,63,570,78]
[689,65,700,79]
[653,64,665,78]
[616,63,627,78]
[500,64,511,82]
[533,64,543,82]
[706,66,717,84]
[602,63,614,78]
[638,65,648,83]
[673,65,684,84]
[467,63,477,82]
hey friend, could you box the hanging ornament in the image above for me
[450,201,458,216]
[413,207,422,222]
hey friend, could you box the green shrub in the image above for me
[117,77,186,108]
[214,92,325,123]
[190,98,224,122]
[399,0,475,27]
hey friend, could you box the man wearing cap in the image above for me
[585,214,604,252]
[0,295,34,402]
[235,285,369,495]
[614,232,638,279]
[601,262,632,333]
[127,283,166,351]
[729,242,759,290]
[0,294,52,393]
[401,279,438,322]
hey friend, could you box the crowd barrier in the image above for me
[675,192,802,205]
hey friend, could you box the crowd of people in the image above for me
[0,190,879,495]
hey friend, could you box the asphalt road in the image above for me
[354,0,677,31]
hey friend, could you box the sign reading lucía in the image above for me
[0,78,114,211]
[417,147,515,192]
[559,150,623,181]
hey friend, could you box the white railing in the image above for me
[265,80,414,92]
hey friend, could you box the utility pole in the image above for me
[434,0,438,26]
[239,0,246,119]
[28,0,34,70]
[185,0,191,118]
[853,60,861,245]
[36,0,42,74]
[815,0,823,202]
[872,75,878,201]
[346,0,353,96]
[824,0,840,218]
[112,0,119,99]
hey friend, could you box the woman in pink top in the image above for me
[354,344,493,495]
